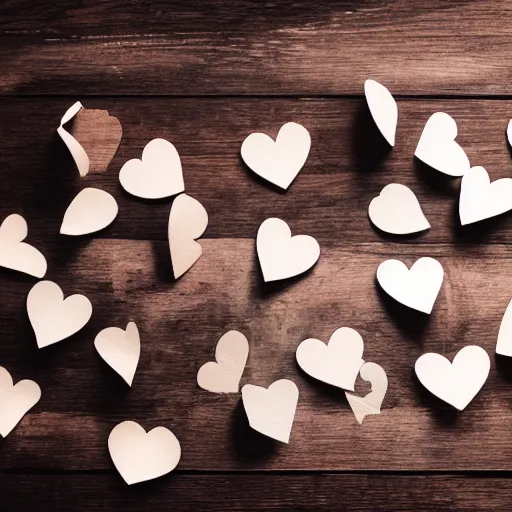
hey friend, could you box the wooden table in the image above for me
[2,1,512,510]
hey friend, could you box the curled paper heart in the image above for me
[496,298,512,357]
[364,79,398,147]
[508,120,512,147]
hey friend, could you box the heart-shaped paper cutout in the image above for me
[197,330,249,393]
[415,346,490,411]
[242,379,299,443]
[257,218,320,282]
[496,298,512,357]
[0,214,47,278]
[60,188,118,235]
[108,420,181,485]
[459,166,512,225]
[119,138,185,199]
[364,79,398,147]
[369,184,430,235]
[296,327,365,391]
[507,120,512,147]
[241,122,311,190]
[377,257,444,314]
[58,102,90,177]
[415,112,470,177]
[346,362,388,424]
[95,322,140,386]
[0,366,41,437]
[168,193,208,279]
[27,280,93,348]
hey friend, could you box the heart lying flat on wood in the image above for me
[27,280,93,348]
[241,122,311,190]
[364,79,398,147]
[496,298,512,357]
[415,346,490,411]
[108,420,181,485]
[296,327,365,391]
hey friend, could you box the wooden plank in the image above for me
[0,0,512,96]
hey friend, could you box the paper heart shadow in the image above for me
[368,223,428,243]
[495,354,512,384]
[413,158,460,197]
[152,240,179,283]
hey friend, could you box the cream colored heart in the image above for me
[507,119,512,147]
[197,330,249,393]
[496,298,512,357]
[364,79,398,147]
[27,280,93,348]
[108,420,181,485]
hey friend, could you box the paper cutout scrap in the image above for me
[415,112,470,177]
[377,257,444,314]
[27,280,93,349]
[296,327,365,391]
[119,138,185,199]
[368,184,430,235]
[0,366,41,438]
[94,322,140,386]
[364,79,398,147]
[496,298,512,357]
[257,217,320,282]
[241,122,311,190]
[0,214,47,278]
[58,102,90,177]
[242,379,299,443]
[346,362,388,424]
[168,193,208,279]
[415,346,490,411]
[60,188,118,236]
[108,420,181,485]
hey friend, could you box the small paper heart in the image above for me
[364,79,398,147]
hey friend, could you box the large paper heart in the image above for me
[377,257,444,314]
[0,214,47,278]
[257,218,320,282]
[242,379,299,443]
[459,166,512,225]
[168,193,208,279]
[0,366,41,437]
[364,79,398,147]
[415,346,490,410]
[197,330,249,393]
[296,327,365,391]
[415,112,470,177]
[119,138,185,199]
[369,183,430,235]
[241,122,311,190]
[27,280,93,348]
[94,322,140,386]
[496,298,512,357]
[108,420,181,485]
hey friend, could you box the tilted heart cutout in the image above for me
[496,298,512,357]
[364,79,398,147]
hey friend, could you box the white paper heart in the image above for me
[197,330,249,393]
[377,257,444,314]
[496,298,512,357]
[459,166,512,225]
[119,138,185,199]
[507,120,512,147]
[296,327,365,391]
[0,214,47,278]
[257,218,320,282]
[364,79,398,147]
[108,420,181,485]
[60,188,118,235]
[415,346,490,411]
[242,379,299,443]
[368,184,430,235]
[0,366,41,437]
[241,122,311,190]
[346,362,388,424]
[27,280,93,348]
[94,322,140,386]
[168,193,208,279]
[415,112,470,177]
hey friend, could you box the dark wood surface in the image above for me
[1,1,512,510]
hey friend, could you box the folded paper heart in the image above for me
[119,138,185,199]
[496,298,512,357]
[377,257,444,314]
[296,327,365,391]
[108,420,181,485]
[27,280,93,348]
[0,214,47,278]
[241,122,311,190]
[368,184,430,235]
[0,366,41,437]
[197,330,249,393]
[257,217,320,282]
[364,79,397,147]
[242,379,299,443]
[415,346,490,411]
[415,112,470,177]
